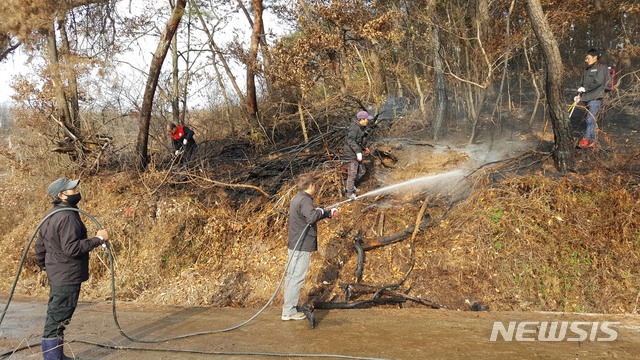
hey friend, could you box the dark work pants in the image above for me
[43,284,81,338]
[185,141,196,157]
[346,160,366,195]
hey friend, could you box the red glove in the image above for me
[364,148,370,155]
[329,208,338,218]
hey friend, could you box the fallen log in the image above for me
[313,297,406,309]
[312,283,444,310]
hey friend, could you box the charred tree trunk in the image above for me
[136,0,187,169]
[525,0,575,172]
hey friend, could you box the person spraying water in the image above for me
[283,172,338,322]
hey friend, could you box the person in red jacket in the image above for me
[167,123,197,158]
[35,178,108,359]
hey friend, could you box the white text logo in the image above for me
[489,321,619,342]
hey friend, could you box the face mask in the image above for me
[65,193,82,206]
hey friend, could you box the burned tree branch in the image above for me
[313,283,444,310]
[360,215,431,251]
[177,172,270,198]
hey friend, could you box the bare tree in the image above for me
[430,7,447,140]
[136,0,188,169]
[246,0,264,121]
[45,22,76,138]
[192,1,246,112]
[525,0,574,172]
[57,17,81,131]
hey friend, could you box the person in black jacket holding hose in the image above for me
[343,111,372,200]
[35,178,108,360]
[282,173,337,321]
[574,48,609,148]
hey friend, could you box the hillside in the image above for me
[1,106,639,315]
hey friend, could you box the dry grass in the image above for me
[1,112,640,315]
[409,167,640,312]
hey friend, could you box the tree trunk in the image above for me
[179,11,192,125]
[370,48,387,100]
[136,0,187,170]
[525,0,575,172]
[58,16,81,132]
[466,1,491,145]
[477,0,490,32]
[237,0,271,93]
[46,23,75,138]
[246,0,264,122]
[467,89,485,144]
[523,37,542,127]
[488,0,516,128]
[298,97,308,143]
[414,73,425,114]
[171,27,180,125]
[430,13,447,140]
[192,3,234,133]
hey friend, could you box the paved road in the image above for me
[1,298,639,359]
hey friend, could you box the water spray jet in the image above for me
[326,169,468,209]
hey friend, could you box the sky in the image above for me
[0,50,27,105]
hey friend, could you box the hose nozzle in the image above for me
[326,197,357,209]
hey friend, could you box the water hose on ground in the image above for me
[1,207,389,360]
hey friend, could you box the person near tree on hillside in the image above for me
[574,48,609,149]
[343,110,373,200]
[35,178,108,360]
[167,123,196,158]
[282,173,338,321]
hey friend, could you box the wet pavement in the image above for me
[1,297,639,359]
